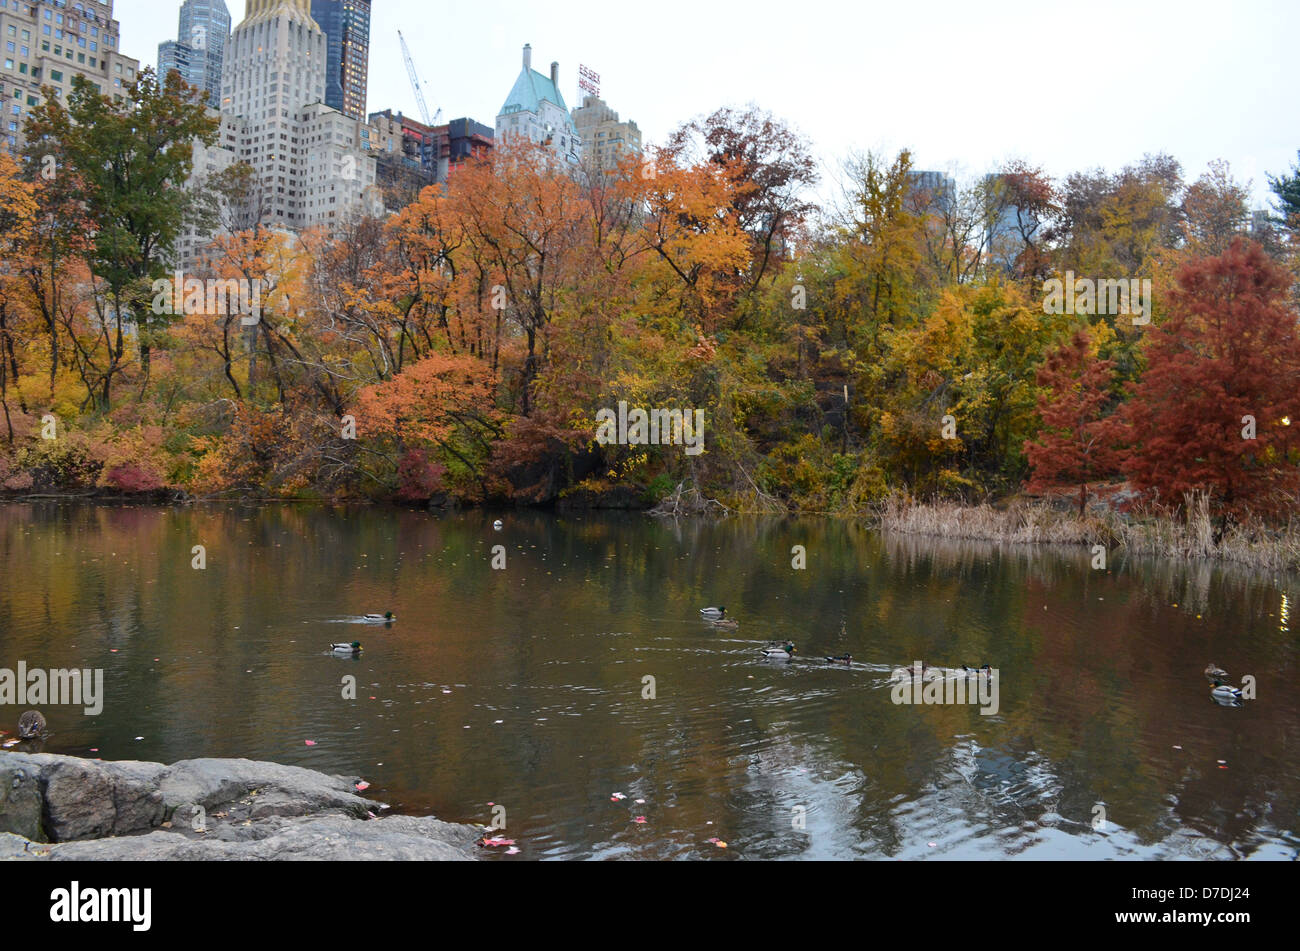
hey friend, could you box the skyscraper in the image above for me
[158,0,231,105]
[311,0,370,121]
[219,0,378,230]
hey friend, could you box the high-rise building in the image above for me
[496,44,580,166]
[571,95,639,172]
[368,109,493,210]
[217,0,379,231]
[0,0,140,152]
[906,170,956,216]
[158,0,231,105]
[311,0,369,121]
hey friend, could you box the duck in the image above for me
[1210,680,1242,703]
[363,612,395,623]
[824,654,852,665]
[1204,663,1228,681]
[700,606,726,620]
[17,710,46,739]
[493,520,504,531]
[331,641,363,655]
[710,617,739,630]
[761,641,796,660]
[961,664,993,677]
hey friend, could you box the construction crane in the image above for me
[398,31,442,127]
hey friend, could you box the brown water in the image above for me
[0,502,1296,859]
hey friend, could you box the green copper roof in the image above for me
[499,67,578,133]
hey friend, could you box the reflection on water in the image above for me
[0,503,1296,859]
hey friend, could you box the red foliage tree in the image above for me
[1121,239,1300,519]
[1024,329,1125,514]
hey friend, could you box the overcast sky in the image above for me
[118,0,1299,209]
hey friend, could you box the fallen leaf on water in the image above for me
[479,837,516,848]
[635,799,646,804]
[355,781,370,791]
[610,792,626,801]
[633,816,647,824]
[505,846,521,855]
[304,740,317,746]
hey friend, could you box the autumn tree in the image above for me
[1121,239,1300,521]
[1181,160,1250,255]
[663,106,818,305]
[1024,329,1125,514]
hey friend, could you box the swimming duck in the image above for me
[363,612,395,623]
[824,654,852,665]
[962,664,993,677]
[761,641,796,660]
[331,641,363,655]
[1204,663,1228,681]
[1210,680,1242,703]
[710,617,739,630]
[17,710,46,739]
[700,606,726,620]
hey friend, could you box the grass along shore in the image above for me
[877,493,1300,572]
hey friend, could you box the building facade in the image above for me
[310,0,368,121]
[496,44,580,165]
[218,0,378,231]
[157,0,230,104]
[369,109,493,210]
[0,0,140,151]
[571,94,639,172]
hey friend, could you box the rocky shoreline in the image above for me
[0,752,481,860]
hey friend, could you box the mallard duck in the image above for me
[493,520,504,531]
[710,617,739,630]
[824,654,852,665]
[761,641,796,660]
[331,641,363,655]
[1205,663,1228,681]
[17,710,45,739]
[700,606,726,620]
[1210,680,1242,703]
[363,612,395,623]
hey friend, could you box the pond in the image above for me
[0,503,1295,859]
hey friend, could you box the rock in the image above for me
[0,751,479,860]
[0,759,44,841]
[42,815,476,861]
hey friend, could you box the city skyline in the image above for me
[119,0,1299,211]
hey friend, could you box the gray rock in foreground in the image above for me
[0,752,480,861]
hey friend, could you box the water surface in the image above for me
[0,503,1295,859]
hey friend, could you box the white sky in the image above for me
[117,0,1299,209]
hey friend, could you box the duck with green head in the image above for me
[761,641,796,660]
[331,641,363,656]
